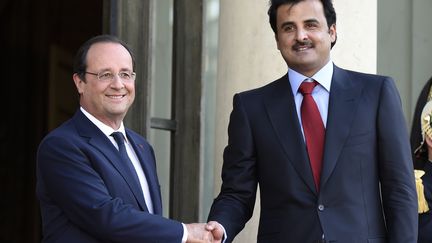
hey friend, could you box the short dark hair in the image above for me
[268,0,337,48]
[73,35,136,80]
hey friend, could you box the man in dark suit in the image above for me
[36,35,218,243]
[206,0,418,242]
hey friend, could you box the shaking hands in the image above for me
[186,221,224,243]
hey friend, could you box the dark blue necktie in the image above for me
[111,132,143,197]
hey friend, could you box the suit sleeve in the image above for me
[208,94,258,243]
[36,134,183,242]
[377,77,418,242]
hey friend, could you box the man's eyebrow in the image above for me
[304,18,320,24]
[280,21,295,28]
[279,18,320,28]
[94,68,112,72]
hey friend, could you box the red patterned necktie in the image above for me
[299,80,325,190]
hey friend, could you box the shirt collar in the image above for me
[80,107,127,140]
[288,60,333,94]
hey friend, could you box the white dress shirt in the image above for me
[80,107,189,242]
[80,107,154,213]
[288,60,333,138]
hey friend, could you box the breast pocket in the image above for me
[367,237,386,243]
[344,131,374,147]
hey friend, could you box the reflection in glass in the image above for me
[200,0,219,221]
[149,0,173,217]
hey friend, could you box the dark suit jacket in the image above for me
[36,110,182,243]
[418,162,432,243]
[409,76,432,243]
[208,65,418,243]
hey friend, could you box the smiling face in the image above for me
[275,0,336,77]
[73,42,135,129]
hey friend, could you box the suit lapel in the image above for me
[73,111,148,212]
[320,66,363,188]
[263,75,318,195]
[127,132,163,215]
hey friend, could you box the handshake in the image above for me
[186,221,224,243]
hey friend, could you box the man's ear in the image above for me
[275,34,281,51]
[73,73,85,95]
[329,24,337,42]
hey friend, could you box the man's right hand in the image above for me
[206,221,224,243]
[186,223,214,243]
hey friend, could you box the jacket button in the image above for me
[318,204,325,211]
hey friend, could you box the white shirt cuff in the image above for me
[181,223,188,243]
[220,223,228,243]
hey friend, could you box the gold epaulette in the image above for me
[415,169,429,213]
